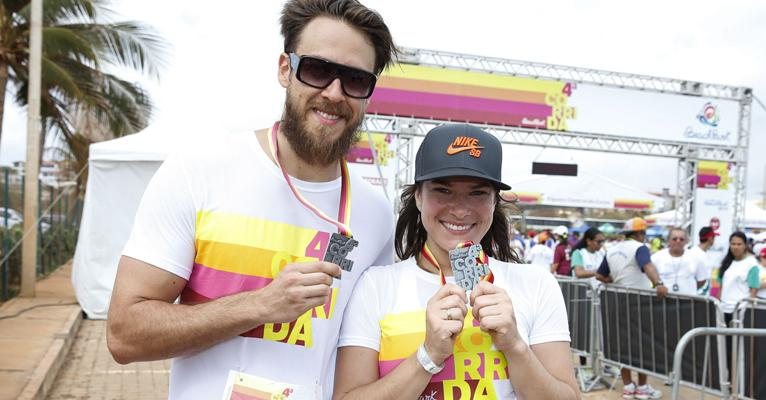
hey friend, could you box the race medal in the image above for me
[268,121,357,274]
[449,243,490,291]
[672,283,679,292]
[324,232,359,272]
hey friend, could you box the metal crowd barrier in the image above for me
[730,298,766,400]
[557,277,602,392]
[558,277,766,399]
[598,284,727,397]
[557,278,733,396]
[670,327,766,400]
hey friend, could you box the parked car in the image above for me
[39,213,68,233]
[0,207,23,228]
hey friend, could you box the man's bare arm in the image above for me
[107,256,339,364]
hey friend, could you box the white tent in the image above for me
[71,123,227,319]
[645,202,766,229]
[507,172,665,211]
[71,128,173,318]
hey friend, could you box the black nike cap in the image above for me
[414,124,510,190]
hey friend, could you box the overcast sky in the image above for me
[2,0,765,201]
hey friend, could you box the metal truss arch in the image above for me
[398,47,751,101]
[372,48,752,231]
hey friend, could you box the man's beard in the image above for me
[281,93,362,167]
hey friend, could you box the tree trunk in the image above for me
[0,60,9,156]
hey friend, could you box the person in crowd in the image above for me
[105,1,397,398]
[509,228,526,260]
[526,231,554,271]
[569,227,605,381]
[649,236,663,253]
[572,227,605,287]
[569,231,581,248]
[333,123,578,400]
[650,227,707,296]
[523,230,537,254]
[551,225,573,276]
[749,248,766,299]
[687,226,718,295]
[717,231,758,374]
[753,237,766,260]
[596,217,666,400]
[719,231,758,323]
[545,229,556,248]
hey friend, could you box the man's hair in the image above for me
[280,0,397,74]
[668,227,687,240]
[394,183,521,264]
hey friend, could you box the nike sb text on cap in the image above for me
[415,124,511,190]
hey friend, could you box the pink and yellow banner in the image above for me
[697,161,732,190]
[368,64,576,131]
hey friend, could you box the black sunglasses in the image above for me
[288,53,377,99]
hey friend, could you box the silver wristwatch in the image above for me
[416,344,445,374]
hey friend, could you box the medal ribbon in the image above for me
[420,241,493,285]
[268,121,353,237]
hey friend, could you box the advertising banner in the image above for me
[692,161,735,296]
[367,64,577,131]
[567,85,739,146]
[346,132,397,209]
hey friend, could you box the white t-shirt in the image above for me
[687,246,715,283]
[571,248,605,287]
[603,239,652,289]
[338,257,570,399]
[720,255,759,313]
[751,264,766,299]
[526,244,553,271]
[122,133,395,400]
[651,249,707,295]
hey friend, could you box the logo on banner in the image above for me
[697,102,720,127]
[710,217,720,231]
[684,102,730,141]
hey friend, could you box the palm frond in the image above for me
[61,21,167,78]
[42,26,98,65]
[41,57,85,99]
[16,0,97,25]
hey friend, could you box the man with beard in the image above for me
[106,1,397,399]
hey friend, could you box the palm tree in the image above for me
[0,0,166,159]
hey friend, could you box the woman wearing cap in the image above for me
[333,124,578,400]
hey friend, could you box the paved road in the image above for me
[47,319,170,400]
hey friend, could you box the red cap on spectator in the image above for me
[759,247,766,259]
[699,226,719,241]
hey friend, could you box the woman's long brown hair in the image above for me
[394,183,521,263]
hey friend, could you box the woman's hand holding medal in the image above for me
[470,281,525,357]
[423,284,468,365]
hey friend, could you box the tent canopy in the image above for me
[507,172,664,211]
[570,223,590,234]
[645,202,766,229]
[599,223,617,234]
[72,124,223,319]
